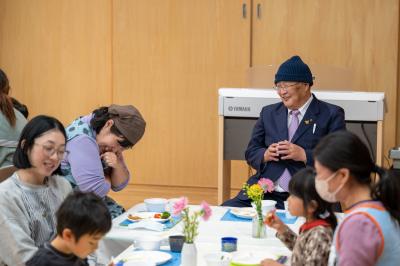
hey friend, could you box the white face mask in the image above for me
[315,171,344,203]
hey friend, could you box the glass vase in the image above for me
[252,213,266,238]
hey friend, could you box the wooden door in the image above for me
[251,0,399,165]
[112,0,251,196]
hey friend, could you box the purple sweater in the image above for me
[63,114,130,197]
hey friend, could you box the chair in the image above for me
[0,165,17,183]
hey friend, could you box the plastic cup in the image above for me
[169,235,185,252]
[221,237,237,252]
[261,200,277,215]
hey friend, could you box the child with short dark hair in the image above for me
[26,191,112,266]
[262,167,337,266]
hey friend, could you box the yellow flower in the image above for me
[247,184,263,199]
[242,183,263,202]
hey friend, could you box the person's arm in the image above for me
[265,211,297,250]
[337,214,382,266]
[67,135,111,197]
[304,106,345,166]
[245,109,268,172]
[0,193,38,265]
[102,151,130,191]
[301,227,333,266]
[276,226,297,251]
[328,106,346,133]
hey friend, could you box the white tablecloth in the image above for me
[97,204,304,265]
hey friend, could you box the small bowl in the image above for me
[144,198,167,212]
[133,236,163,251]
[204,252,232,266]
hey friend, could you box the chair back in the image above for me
[0,165,17,183]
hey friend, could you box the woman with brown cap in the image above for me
[60,104,146,218]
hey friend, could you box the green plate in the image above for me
[230,262,260,266]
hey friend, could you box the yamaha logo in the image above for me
[228,106,251,112]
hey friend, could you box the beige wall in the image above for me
[0,0,112,124]
[0,0,399,206]
[112,0,251,187]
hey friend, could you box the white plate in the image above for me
[230,207,257,219]
[231,251,276,265]
[118,250,172,265]
[127,212,170,223]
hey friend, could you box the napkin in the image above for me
[127,220,165,232]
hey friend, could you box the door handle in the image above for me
[257,3,262,19]
[242,3,247,19]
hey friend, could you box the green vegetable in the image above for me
[161,211,171,219]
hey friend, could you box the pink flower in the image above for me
[173,196,188,216]
[258,178,274,193]
[200,201,212,221]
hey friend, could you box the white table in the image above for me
[97,204,304,265]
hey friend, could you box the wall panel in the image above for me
[0,0,112,124]
[113,0,251,187]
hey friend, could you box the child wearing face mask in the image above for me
[314,131,400,266]
[262,167,337,266]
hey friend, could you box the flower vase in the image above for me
[181,242,197,266]
[252,213,266,238]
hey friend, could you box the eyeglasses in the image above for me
[273,82,300,92]
[34,143,69,160]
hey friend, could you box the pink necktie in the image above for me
[278,110,300,191]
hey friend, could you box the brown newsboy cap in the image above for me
[108,104,146,146]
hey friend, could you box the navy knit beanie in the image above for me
[274,55,313,86]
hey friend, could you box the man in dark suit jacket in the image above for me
[222,55,346,209]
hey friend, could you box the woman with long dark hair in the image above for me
[0,68,27,167]
[61,104,146,218]
[313,130,400,265]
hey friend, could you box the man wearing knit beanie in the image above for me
[222,55,346,209]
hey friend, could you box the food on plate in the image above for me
[161,211,171,219]
[128,214,142,221]
[153,211,171,219]
[230,207,256,219]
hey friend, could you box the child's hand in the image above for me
[264,210,286,234]
[260,258,283,266]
